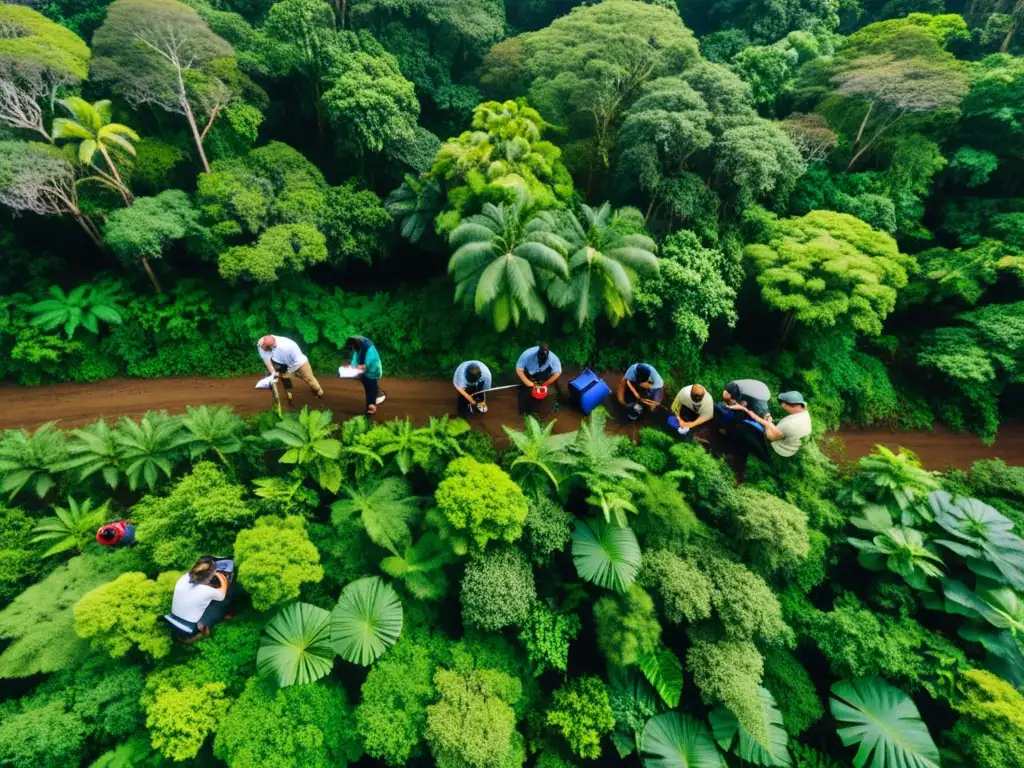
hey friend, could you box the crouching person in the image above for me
[164,556,237,644]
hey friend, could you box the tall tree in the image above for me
[91,0,236,173]
[52,98,140,206]
[0,5,89,142]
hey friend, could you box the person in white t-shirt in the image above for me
[165,556,235,644]
[671,383,714,432]
[258,335,324,403]
[727,390,812,458]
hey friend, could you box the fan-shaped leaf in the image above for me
[571,518,641,593]
[257,602,335,687]
[330,576,403,665]
[640,712,723,768]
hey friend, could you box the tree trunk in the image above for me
[852,99,875,148]
[99,146,133,206]
[140,256,163,294]
[779,311,797,347]
[177,71,211,173]
[74,214,105,250]
[337,0,347,27]
[1000,13,1016,51]
[847,110,904,171]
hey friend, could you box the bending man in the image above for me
[671,383,713,434]
[453,360,492,416]
[728,390,812,458]
[617,363,664,421]
[344,336,386,415]
[515,344,561,415]
[258,334,323,403]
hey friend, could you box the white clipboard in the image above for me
[338,366,362,379]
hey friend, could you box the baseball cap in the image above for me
[778,391,807,406]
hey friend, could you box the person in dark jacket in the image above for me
[343,336,387,415]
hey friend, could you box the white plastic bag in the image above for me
[255,374,276,390]
[338,366,362,379]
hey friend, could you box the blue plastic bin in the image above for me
[569,368,611,415]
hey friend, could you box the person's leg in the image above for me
[361,376,380,414]
[294,362,324,398]
[197,580,237,635]
[518,383,532,415]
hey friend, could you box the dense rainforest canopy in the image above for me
[0,0,1023,766]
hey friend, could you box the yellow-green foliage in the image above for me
[133,462,256,569]
[0,5,90,82]
[145,681,227,762]
[425,666,525,768]
[729,487,810,573]
[545,675,615,760]
[593,585,661,667]
[234,515,324,610]
[433,456,528,555]
[687,636,766,744]
[949,668,1024,768]
[73,571,177,660]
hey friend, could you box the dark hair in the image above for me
[634,364,651,383]
[99,528,116,542]
[466,364,482,382]
[536,344,550,363]
[188,556,218,585]
[725,382,741,399]
[345,336,369,363]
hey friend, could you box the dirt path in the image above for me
[0,375,1021,471]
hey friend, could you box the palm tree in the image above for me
[180,405,244,464]
[52,98,140,206]
[448,195,569,331]
[0,422,67,500]
[61,419,123,490]
[568,409,646,492]
[113,412,188,491]
[502,416,575,495]
[31,496,109,558]
[542,203,659,327]
[331,476,421,556]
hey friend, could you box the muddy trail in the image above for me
[0,374,1021,470]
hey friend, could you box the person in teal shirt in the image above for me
[344,336,386,414]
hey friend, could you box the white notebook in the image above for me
[338,366,362,379]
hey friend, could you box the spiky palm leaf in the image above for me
[638,647,683,709]
[0,421,67,500]
[31,496,109,557]
[448,196,569,331]
[331,476,420,556]
[569,408,646,492]
[180,405,243,463]
[359,418,418,475]
[412,415,469,475]
[385,174,443,244]
[52,97,139,168]
[60,419,123,489]
[502,416,576,494]
[829,677,939,768]
[330,576,403,666]
[710,686,791,767]
[262,408,343,492]
[542,202,659,327]
[257,601,335,687]
[380,531,452,600]
[112,412,187,491]
[571,517,641,593]
[27,283,124,338]
[640,712,723,768]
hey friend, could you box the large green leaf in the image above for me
[638,646,683,708]
[330,576,403,665]
[929,490,1024,589]
[829,677,939,768]
[710,686,790,767]
[571,517,641,593]
[256,602,335,687]
[640,712,723,768]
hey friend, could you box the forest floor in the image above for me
[0,373,1020,471]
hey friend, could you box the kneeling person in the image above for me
[453,360,492,415]
[727,390,812,458]
[515,344,561,415]
[618,363,664,421]
[164,556,236,644]
[671,383,713,435]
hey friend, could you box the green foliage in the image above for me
[571,517,642,593]
[234,515,323,610]
[639,550,714,624]
[518,601,581,676]
[707,557,793,646]
[638,646,684,708]
[31,495,108,558]
[180,404,244,462]
[523,494,574,564]
[0,554,128,678]
[710,685,790,767]
[331,575,404,665]
[594,584,662,668]
[745,210,913,338]
[948,668,1024,768]
[503,416,575,495]
[73,571,177,660]
[332,476,420,556]
[0,505,47,603]
[830,677,939,768]
[381,531,453,601]
[929,490,1024,589]
[145,680,227,761]
[461,546,536,631]
[214,676,362,768]
[0,421,66,500]
[425,665,525,768]
[262,407,344,492]
[27,283,124,339]
[433,456,528,555]
[133,461,255,569]
[112,411,188,491]
[256,601,335,687]
[687,636,765,742]
[0,697,86,768]
[729,487,810,573]
[853,446,940,523]
[762,649,824,736]
[640,712,723,768]
[546,676,616,760]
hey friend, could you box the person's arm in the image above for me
[516,367,534,387]
[455,385,476,406]
[687,412,713,429]
[542,356,561,387]
[543,371,560,387]
[259,349,276,376]
[727,403,784,440]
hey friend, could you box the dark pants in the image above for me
[620,385,664,422]
[456,380,486,415]
[169,573,238,641]
[360,376,384,410]
[518,367,554,415]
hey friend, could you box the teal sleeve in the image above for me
[364,345,383,379]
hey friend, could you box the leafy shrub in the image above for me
[523,494,574,564]
[0,697,86,768]
[73,571,178,660]
[545,676,616,760]
[706,557,793,646]
[687,635,765,742]
[948,668,1024,768]
[234,515,324,610]
[133,462,256,569]
[729,487,810,573]
[638,549,713,624]
[461,546,537,631]
[0,505,47,603]
[668,442,734,513]
[425,666,525,768]
[433,456,528,555]
[762,649,824,735]
[594,585,662,668]
[518,602,581,677]
[631,474,702,553]
[145,681,228,761]
[214,677,362,768]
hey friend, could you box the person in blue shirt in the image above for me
[515,344,561,414]
[617,363,665,421]
[343,336,386,415]
[453,360,493,416]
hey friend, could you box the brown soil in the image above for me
[0,375,1020,471]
